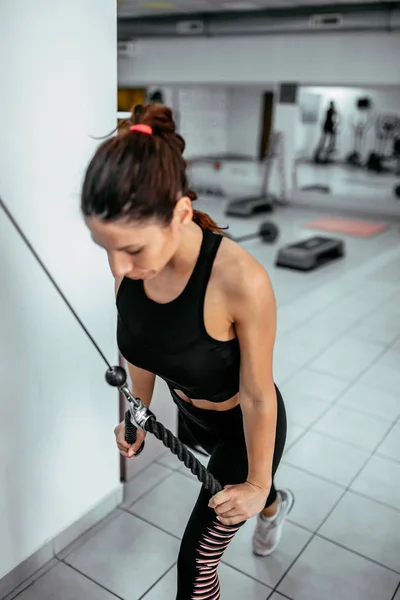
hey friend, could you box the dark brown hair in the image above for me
[81,104,224,234]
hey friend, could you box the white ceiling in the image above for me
[117,0,394,19]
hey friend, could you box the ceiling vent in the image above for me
[176,20,204,35]
[309,13,344,29]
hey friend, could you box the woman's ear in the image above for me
[174,196,193,227]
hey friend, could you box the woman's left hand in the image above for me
[208,481,270,526]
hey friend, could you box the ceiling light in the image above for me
[221,2,261,9]
[141,1,176,9]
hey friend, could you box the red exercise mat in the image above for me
[302,217,389,237]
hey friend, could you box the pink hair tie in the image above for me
[130,124,153,135]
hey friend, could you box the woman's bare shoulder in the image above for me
[216,235,269,281]
[215,235,274,307]
[114,276,124,295]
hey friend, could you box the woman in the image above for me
[81,104,294,599]
[315,100,339,161]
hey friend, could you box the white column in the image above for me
[0,0,119,586]
[273,83,300,198]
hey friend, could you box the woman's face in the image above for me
[85,197,192,281]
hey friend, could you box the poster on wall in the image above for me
[300,92,322,124]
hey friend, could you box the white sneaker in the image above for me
[252,489,295,556]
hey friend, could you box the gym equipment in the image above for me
[196,185,225,197]
[275,236,345,271]
[225,131,287,217]
[300,184,331,194]
[394,138,400,176]
[346,97,374,167]
[0,195,223,496]
[187,154,254,200]
[106,367,221,494]
[367,114,400,173]
[225,195,274,217]
[228,221,279,244]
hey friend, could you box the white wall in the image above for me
[178,86,229,157]
[296,86,400,161]
[0,0,119,581]
[118,32,400,87]
[226,88,265,159]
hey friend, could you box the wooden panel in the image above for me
[118,88,147,112]
[259,91,275,160]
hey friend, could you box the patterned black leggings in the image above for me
[171,386,287,600]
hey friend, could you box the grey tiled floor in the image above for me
[4,201,400,599]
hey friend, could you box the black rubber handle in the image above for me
[124,409,145,456]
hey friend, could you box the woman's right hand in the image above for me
[114,421,147,459]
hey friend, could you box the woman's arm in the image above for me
[115,277,156,408]
[126,362,156,408]
[229,254,278,492]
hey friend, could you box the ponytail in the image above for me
[81,101,227,235]
[193,209,226,234]
[187,189,226,235]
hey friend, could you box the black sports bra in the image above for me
[116,227,240,402]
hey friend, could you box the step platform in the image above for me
[225,195,276,217]
[275,236,345,271]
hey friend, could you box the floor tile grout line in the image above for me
[122,469,176,510]
[280,461,346,488]
[277,253,400,321]
[6,556,125,600]
[58,558,125,599]
[314,533,400,576]
[390,581,400,600]
[282,328,400,460]
[277,288,400,392]
[302,416,400,537]
[1,561,59,600]
[365,451,400,467]
[137,563,177,600]
[270,413,400,595]
[368,415,400,461]
[155,460,181,472]
[2,509,123,600]
[278,281,399,350]
[54,509,122,562]
[298,416,400,551]
[345,487,400,516]
[310,391,400,426]
[267,591,295,600]
[121,507,182,541]
[307,419,395,455]
[219,561,276,591]
[0,510,123,599]
[319,402,400,427]
[281,516,400,575]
